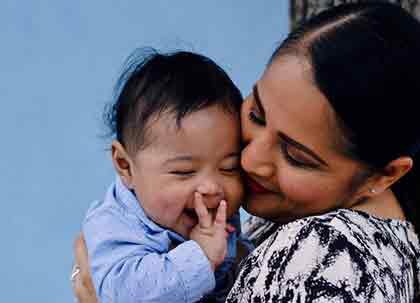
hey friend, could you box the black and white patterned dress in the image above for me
[227,209,420,302]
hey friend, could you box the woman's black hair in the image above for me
[271,2,420,234]
[104,48,243,154]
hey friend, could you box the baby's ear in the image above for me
[111,140,134,188]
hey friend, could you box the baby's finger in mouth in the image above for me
[194,192,212,228]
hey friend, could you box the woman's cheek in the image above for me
[279,173,333,206]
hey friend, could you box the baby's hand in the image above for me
[190,192,228,271]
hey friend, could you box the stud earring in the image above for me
[369,188,376,194]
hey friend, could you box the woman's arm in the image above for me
[72,234,99,303]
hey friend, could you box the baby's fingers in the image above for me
[214,200,227,230]
[194,192,212,229]
[226,223,236,234]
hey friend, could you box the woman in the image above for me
[73,2,420,302]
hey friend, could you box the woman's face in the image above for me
[240,56,366,224]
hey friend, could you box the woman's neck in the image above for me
[351,189,406,221]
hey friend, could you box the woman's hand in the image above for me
[71,234,99,303]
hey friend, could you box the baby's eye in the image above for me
[170,171,195,176]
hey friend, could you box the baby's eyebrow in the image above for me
[163,155,194,166]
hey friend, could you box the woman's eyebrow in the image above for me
[278,132,328,167]
[254,83,328,167]
[253,85,265,117]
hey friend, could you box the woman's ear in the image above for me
[111,140,134,189]
[363,156,413,196]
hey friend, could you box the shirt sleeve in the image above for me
[83,207,215,303]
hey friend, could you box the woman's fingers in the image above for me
[72,234,99,303]
[74,234,89,269]
[194,192,212,229]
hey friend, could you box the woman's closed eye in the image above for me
[280,141,319,169]
[248,85,266,126]
[220,166,240,174]
[248,108,266,126]
[248,101,320,170]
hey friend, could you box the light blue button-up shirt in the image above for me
[83,177,240,303]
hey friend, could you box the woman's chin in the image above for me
[243,196,293,223]
[244,192,270,211]
[243,200,274,219]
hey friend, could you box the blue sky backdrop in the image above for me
[0,1,288,301]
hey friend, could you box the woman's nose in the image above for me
[241,133,275,178]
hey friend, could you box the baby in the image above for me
[83,49,247,303]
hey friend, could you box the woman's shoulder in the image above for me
[229,209,420,302]
[263,209,420,273]
[264,208,420,253]
[241,208,420,267]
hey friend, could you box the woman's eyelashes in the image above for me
[280,141,320,169]
[248,104,319,170]
[248,107,266,126]
[279,142,311,168]
[220,166,240,174]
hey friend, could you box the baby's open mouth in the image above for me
[184,209,198,222]
[184,208,218,223]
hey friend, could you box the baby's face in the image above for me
[129,104,244,239]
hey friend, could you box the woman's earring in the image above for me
[369,188,376,194]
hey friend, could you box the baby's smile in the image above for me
[184,208,199,223]
[183,207,218,226]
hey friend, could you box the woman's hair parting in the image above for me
[104,48,243,154]
[271,2,420,233]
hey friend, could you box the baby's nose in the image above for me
[196,183,225,209]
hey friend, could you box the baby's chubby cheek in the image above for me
[145,194,190,224]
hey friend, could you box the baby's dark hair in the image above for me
[104,48,243,154]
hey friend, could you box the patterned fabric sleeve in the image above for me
[242,215,278,247]
[227,210,420,303]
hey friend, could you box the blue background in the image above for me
[0,1,288,301]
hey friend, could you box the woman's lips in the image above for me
[245,176,273,194]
